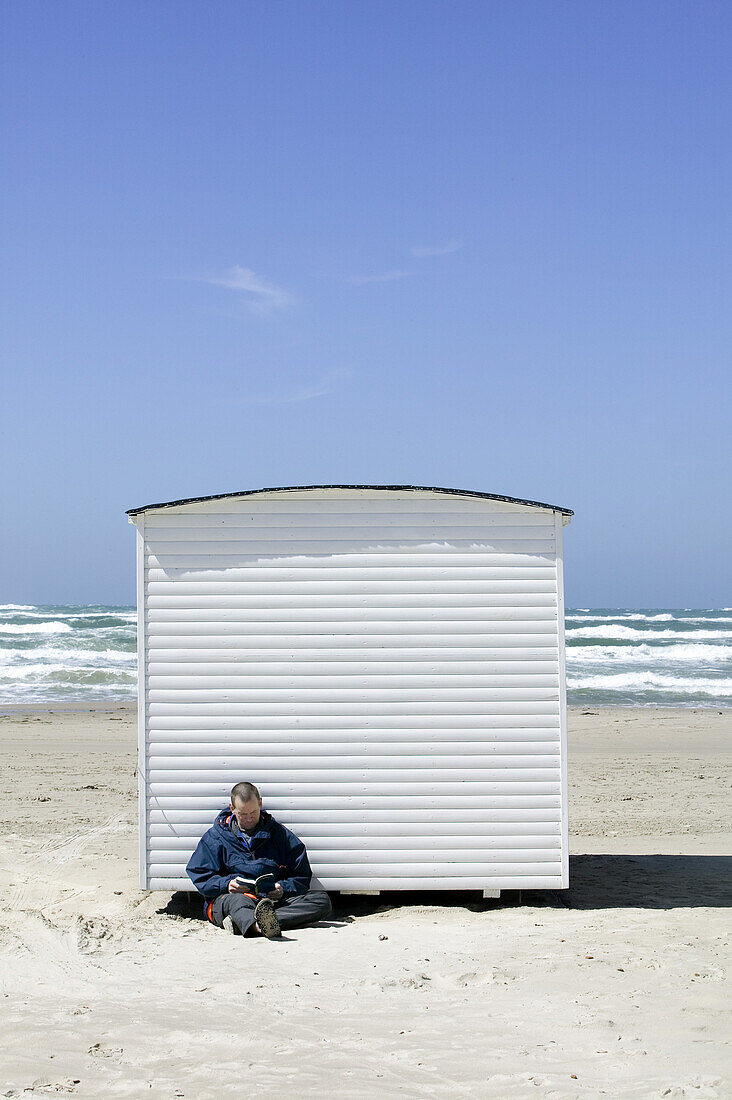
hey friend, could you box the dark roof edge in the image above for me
[127,485,573,517]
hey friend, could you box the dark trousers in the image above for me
[210,887,332,936]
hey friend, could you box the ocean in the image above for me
[0,605,730,708]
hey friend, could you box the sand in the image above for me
[0,703,730,1099]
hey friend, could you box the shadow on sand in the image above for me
[158,854,732,923]
[564,853,731,910]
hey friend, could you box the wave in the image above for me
[566,625,732,641]
[0,604,38,611]
[566,612,732,624]
[5,645,137,664]
[0,622,73,635]
[678,617,732,625]
[567,671,732,696]
[0,680,136,699]
[0,611,136,625]
[567,642,732,664]
[62,611,137,621]
[0,664,137,683]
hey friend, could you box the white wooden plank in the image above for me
[145,566,556,584]
[145,512,550,530]
[148,715,559,732]
[148,821,561,838]
[145,593,558,610]
[146,750,559,767]
[146,662,558,680]
[146,740,560,755]
[149,859,562,876]
[148,807,563,824]
[145,581,557,599]
[150,875,562,890]
[148,794,561,808]
[147,673,558,692]
[150,847,561,866]
[148,768,560,786]
[148,781,560,796]
[147,689,559,706]
[146,553,557,569]
[145,647,558,663]
[147,723,559,740]
[144,508,554,525]
[144,538,556,555]
[144,522,554,541]
[148,700,560,716]
[146,617,558,634]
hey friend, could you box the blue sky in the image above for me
[2,1,730,606]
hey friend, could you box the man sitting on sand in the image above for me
[186,781,332,939]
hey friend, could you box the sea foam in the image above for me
[567,671,732,696]
[0,622,73,634]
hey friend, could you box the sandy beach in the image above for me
[0,704,729,1099]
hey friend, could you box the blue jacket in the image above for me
[186,808,312,903]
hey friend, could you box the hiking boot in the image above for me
[222,914,237,935]
[254,898,281,939]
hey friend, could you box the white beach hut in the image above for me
[127,485,573,897]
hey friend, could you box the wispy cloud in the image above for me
[410,240,462,258]
[242,367,353,406]
[346,269,412,285]
[189,265,294,313]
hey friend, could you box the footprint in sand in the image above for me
[87,1043,124,1062]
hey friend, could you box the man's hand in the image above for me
[268,884,284,902]
[228,877,249,893]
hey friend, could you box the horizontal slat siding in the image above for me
[148,782,560,796]
[149,861,561,877]
[145,572,554,589]
[148,769,559,785]
[144,582,556,598]
[152,840,561,856]
[146,648,557,663]
[146,621,558,635]
[149,795,561,810]
[149,807,562,824]
[141,489,564,891]
[146,554,556,571]
[148,726,559,741]
[145,540,556,557]
[150,876,564,890]
[145,509,552,527]
[144,522,553,541]
[145,595,557,611]
[148,714,559,729]
[149,822,560,838]
[147,677,558,692]
[151,853,561,871]
[148,701,560,716]
[147,753,559,769]
[147,738,559,753]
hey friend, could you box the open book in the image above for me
[232,872,277,897]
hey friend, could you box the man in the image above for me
[186,781,332,939]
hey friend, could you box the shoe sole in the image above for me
[222,915,237,935]
[254,899,281,939]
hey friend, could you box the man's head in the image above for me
[229,781,262,832]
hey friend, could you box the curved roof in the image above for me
[127,484,572,517]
